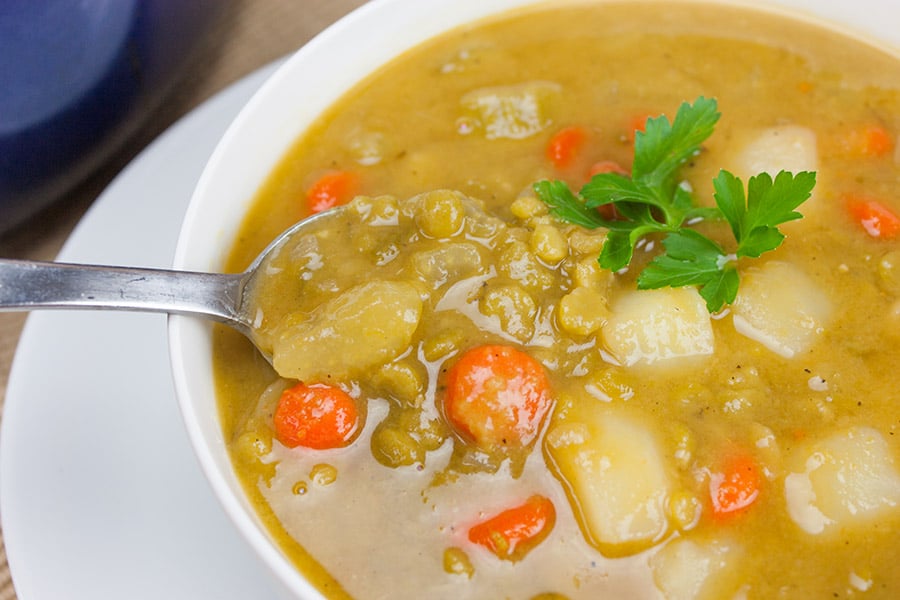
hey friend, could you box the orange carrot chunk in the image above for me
[858,125,895,157]
[709,453,761,521]
[444,345,552,450]
[546,126,588,168]
[305,170,359,214]
[846,195,900,239]
[273,382,359,449]
[468,495,556,561]
[840,125,895,157]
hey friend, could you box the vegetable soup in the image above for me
[213,1,900,598]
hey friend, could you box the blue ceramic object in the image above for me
[0,0,224,233]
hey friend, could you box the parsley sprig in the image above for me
[534,96,816,312]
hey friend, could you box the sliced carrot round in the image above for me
[273,382,359,449]
[444,344,552,450]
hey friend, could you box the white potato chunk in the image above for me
[733,125,818,179]
[544,400,671,557]
[651,538,741,600]
[272,280,422,381]
[460,81,561,139]
[602,287,714,367]
[785,426,900,535]
[731,261,831,358]
[732,125,821,218]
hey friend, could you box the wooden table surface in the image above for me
[0,1,367,597]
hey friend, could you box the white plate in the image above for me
[0,62,283,599]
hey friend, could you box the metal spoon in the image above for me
[0,209,337,357]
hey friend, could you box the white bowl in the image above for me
[168,0,900,597]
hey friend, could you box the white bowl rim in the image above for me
[168,0,900,597]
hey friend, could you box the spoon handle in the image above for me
[0,258,247,328]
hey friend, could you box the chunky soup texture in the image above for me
[214,2,900,598]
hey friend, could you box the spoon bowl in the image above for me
[0,208,341,360]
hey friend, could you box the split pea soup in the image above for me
[213,1,900,598]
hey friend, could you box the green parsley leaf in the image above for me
[578,97,721,228]
[581,172,659,213]
[600,230,637,272]
[697,266,741,312]
[638,229,726,288]
[636,169,815,311]
[713,169,815,259]
[632,96,720,199]
[639,230,737,311]
[532,96,816,313]
[639,229,741,312]
[532,179,608,229]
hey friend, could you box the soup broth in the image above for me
[214,2,900,598]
